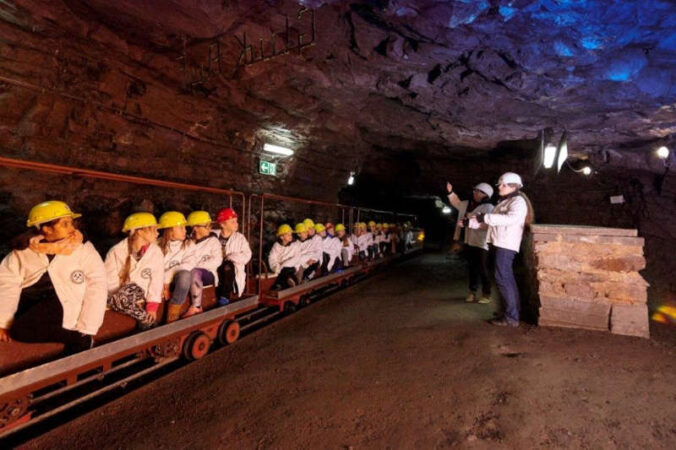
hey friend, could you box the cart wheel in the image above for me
[217,320,240,345]
[0,396,29,429]
[182,331,211,361]
[300,295,311,307]
[283,302,297,314]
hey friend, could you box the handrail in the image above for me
[0,156,247,221]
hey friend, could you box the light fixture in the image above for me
[347,171,355,185]
[543,143,557,169]
[442,206,451,214]
[656,146,670,159]
[263,143,294,156]
[556,131,568,173]
[582,166,592,175]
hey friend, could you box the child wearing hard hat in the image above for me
[447,180,495,304]
[0,201,107,353]
[157,211,196,323]
[296,222,320,281]
[105,211,164,329]
[467,172,535,327]
[355,223,370,261]
[180,211,223,318]
[367,221,378,259]
[215,207,252,305]
[317,223,342,274]
[335,223,354,266]
[303,219,324,278]
[268,224,301,290]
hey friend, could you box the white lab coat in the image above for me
[483,194,528,252]
[0,242,107,335]
[298,237,321,268]
[191,235,223,286]
[448,193,494,250]
[322,235,342,271]
[340,235,355,261]
[310,234,324,262]
[162,240,197,283]
[105,239,164,306]
[268,241,301,274]
[220,231,252,297]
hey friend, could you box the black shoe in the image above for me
[490,318,519,328]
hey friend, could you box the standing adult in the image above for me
[468,172,534,327]
[448,181,495,304]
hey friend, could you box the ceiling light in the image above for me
[582,166,592,175]
[543,143,557,169]
[442,206,451,214]
[263,143,294,156]
[347,172,355,185]
[557,131,568,173]
[656,146,670,159]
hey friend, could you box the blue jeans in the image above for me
[170,268,214,308]
[494,247,520,324]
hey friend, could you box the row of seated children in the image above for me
[0,201,251,355]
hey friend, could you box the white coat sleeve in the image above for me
[226,234,252,266]
[104,246,122,295]
[483,197,527,227]
[75,244,108,335]
[284,242,302,269]
[447,192,463,209]
[146,249,165,305]
[202,238,224,274]
[178,243,198,272]
[268,244,281,274]
[0,251,24,329]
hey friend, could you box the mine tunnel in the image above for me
[0,0,675,448]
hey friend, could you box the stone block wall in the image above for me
[527,225,650,338]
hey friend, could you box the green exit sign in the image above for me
[259,160,277,176]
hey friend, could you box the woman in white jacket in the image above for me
[215,207,252,305]
[157,211,196,322]
[0,201,107,353]
[469,172,534,327]
[180,211,222,318]
[268,224,301,290]
[448,181,495,304]
[105,212,164,329]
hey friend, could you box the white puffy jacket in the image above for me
[0,242,107,335]
[268,241,301,274]
[322,235,342,270]
[220,231,252,297]
[105,239,164,306]
[483,194,528,252]
[191,235,223,286]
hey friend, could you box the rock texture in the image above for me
[527,224,650,338]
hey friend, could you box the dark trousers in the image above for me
[467,246,491,296]
[494,247,520,324]
[272,267,298,290]
[217,260,237,299]
[302,262,319,280]
[11,294,93,354]
[321,253,330,275]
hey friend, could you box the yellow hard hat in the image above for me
[27,200,81,227]
[376,223,382,228]
[315,223,326,233]
[186,211,212,227]
[277,224,292,236]
[383,223,389,229]
[303,218,315,229]
[335,223,346,232]
[368,221,376,227]
[295,223,307,234]
[158,211,187,229]
[360,222,368,229]
[122,212,157,232]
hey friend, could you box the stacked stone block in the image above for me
[528,225,649,338]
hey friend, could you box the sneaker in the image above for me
[218,296,230,306]
[490,318,519,328]
[465,292,477,303]
[478,296,492,304]
[181,305,203,318]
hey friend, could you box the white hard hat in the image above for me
[473,182,494,198]
[497,172,523,188]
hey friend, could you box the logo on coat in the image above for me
[167,260,180,269]
[141,268,152,279]
[70,270,85,284]
[199,255,212,263]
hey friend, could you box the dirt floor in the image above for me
[18,253,676,449]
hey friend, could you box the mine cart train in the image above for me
[0,156,424,436]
